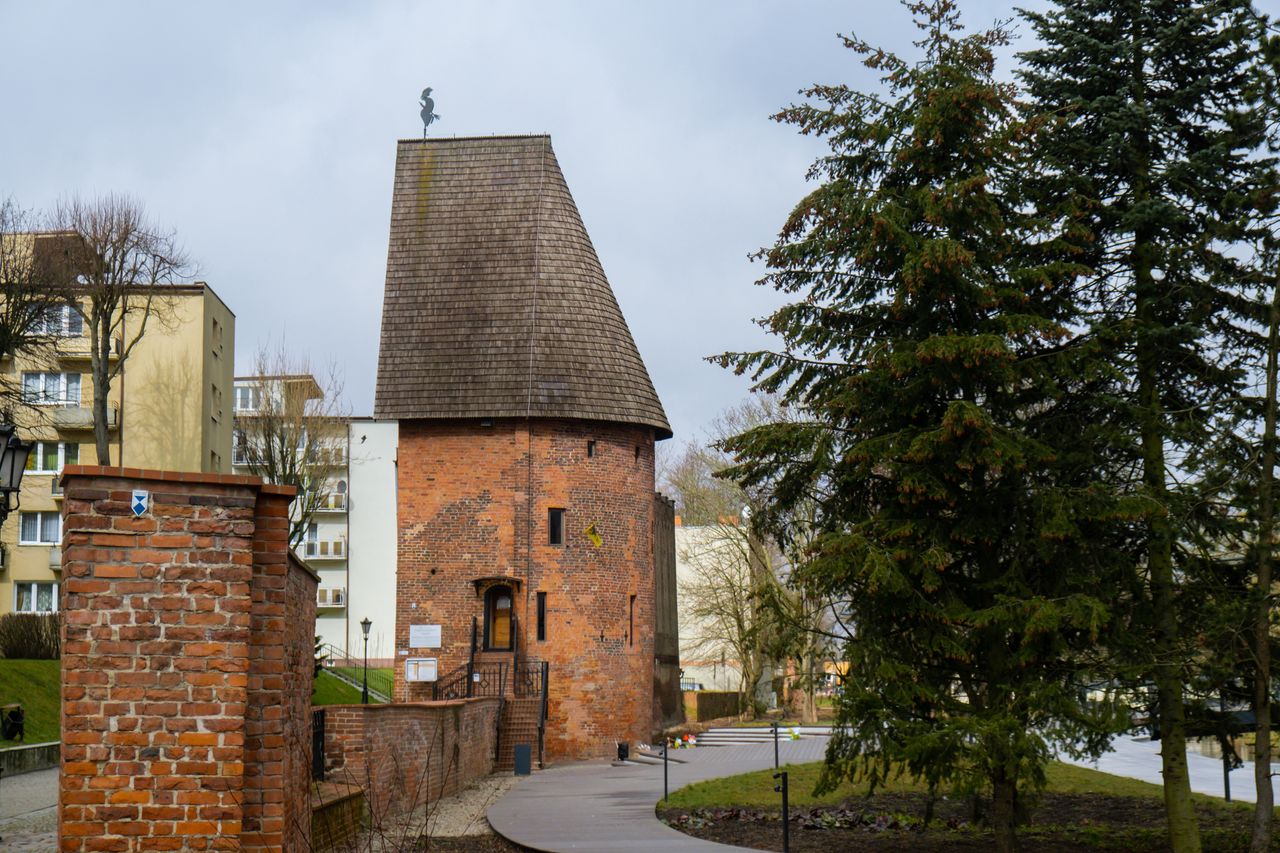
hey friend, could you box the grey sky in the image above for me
[3,1,1274,448]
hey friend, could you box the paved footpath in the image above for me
[488,735,830,852]
[0,766,58,852]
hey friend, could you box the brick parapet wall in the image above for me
[57,467,314,853]
[319,699,500,823]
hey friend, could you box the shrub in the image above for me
[0,613,60,659]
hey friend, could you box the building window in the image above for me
[629,594,636,647]
[34,305,81,337]
[19,511,61,545]
[587,440,596,458]
[548,508,565,546]
[21,372,80,406]
[234,385,261,412]
[14,582,58,613]
[537,592,547,641]
[25,441,77,473]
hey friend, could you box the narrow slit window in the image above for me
[537,591,547,641]
[549,508,565,546]
[629,594,636,647]
[587,440,596,458]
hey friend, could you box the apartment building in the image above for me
[0,277,235,616]
[231,374,351,653]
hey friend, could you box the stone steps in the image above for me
[496,697,543,771]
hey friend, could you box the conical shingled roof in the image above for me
[374,135,671,439]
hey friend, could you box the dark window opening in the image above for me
[537,592,547,641]
[549,508,565,546]
[634,446,640,462]
[587,440,596,458]
[629,594,636,647]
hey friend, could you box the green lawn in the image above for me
[665,758,1256,812]
[312,670,366,705]
[0,659,61,746]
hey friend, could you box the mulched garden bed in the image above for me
[658,792,1269,852]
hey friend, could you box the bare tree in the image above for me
[234,344,348,546]
[0,199,88,420]
[678,521,777,717]
[668,395,844,722]
[48,194,192,464]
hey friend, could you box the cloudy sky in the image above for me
[3,1,1274,449]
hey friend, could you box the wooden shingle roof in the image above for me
[374,135,671,438]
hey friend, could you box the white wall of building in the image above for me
[676,524,748,693]
[347,419,399,663]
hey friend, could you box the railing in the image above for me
[315,492,346,512]
[318,643,392,702]
[312,709,326,780]
[512,660,545,697]
[316,587,346,608]
[304,539,346,560]
[432,662,508,701]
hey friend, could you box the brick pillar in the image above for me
[58,467,315,853]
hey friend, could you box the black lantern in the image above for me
[0,425,32,525]
[360,617,372,705]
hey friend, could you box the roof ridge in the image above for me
[396,134,551,144]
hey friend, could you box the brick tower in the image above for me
[374,135,672,761]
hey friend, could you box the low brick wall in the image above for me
[320,699,501,822]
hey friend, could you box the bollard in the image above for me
[773,770,789,853]
[663,739,670,801]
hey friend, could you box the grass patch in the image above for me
[312,671,367,705]
[666,759,1256,812]
[0,659,60,746]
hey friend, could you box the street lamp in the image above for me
[360,618,372,705]
[0,425,33,526]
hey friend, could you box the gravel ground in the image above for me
[357,773,527,851]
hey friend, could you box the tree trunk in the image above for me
[802,648,818,725]
[991,775,1018,853]
[1129,21,1199,846]
[1250,270,1279,853]
[90,312,111,466]
[1138,279,1201,853]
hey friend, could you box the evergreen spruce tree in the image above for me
[718,4,1128,850]
[1019,3,1275,850]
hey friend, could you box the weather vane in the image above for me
[420,87,440,137]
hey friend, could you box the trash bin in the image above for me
[514,743,532,776]
[1,704,24,741]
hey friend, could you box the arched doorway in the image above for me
[484,585,513,651]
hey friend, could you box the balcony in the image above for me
[303,539,345,560]
[316,587,346,608]
[51,405,118,431]
[53,335,123,362]
[314,492,346,512]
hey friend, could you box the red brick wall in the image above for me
[319,699,500,821]
[57,467,315,853]
[394,418,656,759]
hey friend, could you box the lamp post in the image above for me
[360,618,372,705]
[0,425,32,527]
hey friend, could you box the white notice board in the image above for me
[408,624,442,649]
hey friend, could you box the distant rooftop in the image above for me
[373,135,670,439]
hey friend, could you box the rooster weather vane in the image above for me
[420,87,440,137]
